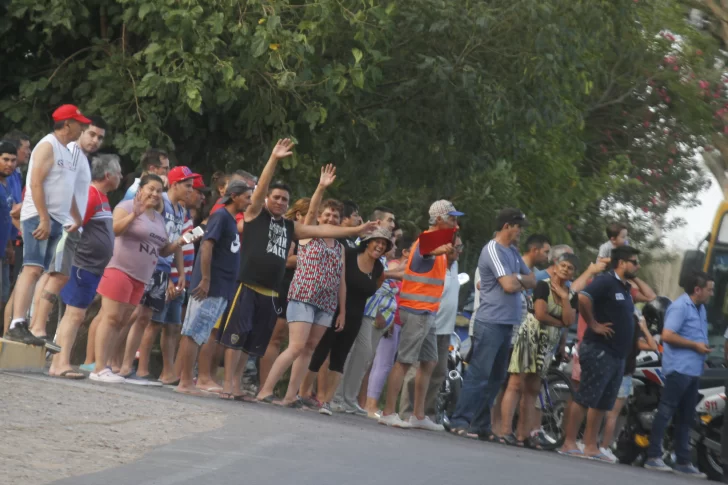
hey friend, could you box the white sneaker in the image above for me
[599,447,618,464]
[330,400,347,413]
[90,368,126,383]
[378,413,412,428]
[408,415,445,431]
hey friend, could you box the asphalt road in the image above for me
[47,382,696,485]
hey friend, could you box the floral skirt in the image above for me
[508,313,561,375]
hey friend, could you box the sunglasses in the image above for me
[625,259,640,266]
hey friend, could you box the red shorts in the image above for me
[96,267,146,305]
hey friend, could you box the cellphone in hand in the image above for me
[182,226,205,244]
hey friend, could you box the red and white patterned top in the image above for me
[288,238,343,314]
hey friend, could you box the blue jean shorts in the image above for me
[152,289,185,325]
[181,296,228,346]
[21,216,63,271]
[60,266,102,309]
[617,375,633,399]
[286,300,334,328]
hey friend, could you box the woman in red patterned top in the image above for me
[256,166,343,406]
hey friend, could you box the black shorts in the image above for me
[217,283,281,356]
[139,270,169,313]
[574,341,625,411]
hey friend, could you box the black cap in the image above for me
[221,180,252,204]
[496,208,529,230]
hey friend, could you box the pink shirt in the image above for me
[106,200,168,284]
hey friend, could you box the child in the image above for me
[597,222,628,261]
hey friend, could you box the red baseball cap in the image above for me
[52,104,91,124]
[192,174,210,192]
[167,166,200,186]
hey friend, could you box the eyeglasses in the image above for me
[626,259,640,266]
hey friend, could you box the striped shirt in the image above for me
[363,278,399,327]
[169,213,195,286]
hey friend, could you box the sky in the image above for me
[666,160,724,250]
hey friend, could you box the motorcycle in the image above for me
[692,369,728,481]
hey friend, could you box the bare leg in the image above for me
[491,388,505,433]
[111,322,132,373]
[49,305,86,375]
[499,374,521,437]
[175,336,207,395]
[317,357,331,399]
[233,351,248,395]
[29,272,49,333]
[283,325,328,403]
[30,273,67,337]
[413,361,437,420]
[559,400,587,453]
[382,362,411,416]
[258,321,310,400]
[196,329,221,391]
[93,299,135,373]
[84,312,102,365]
[259,317,287,387]
[135,317,160,377]
[582,408,607,456]
[222,348,242,395]
[119,306,152,376]
[516,374,540,441]
[299,370,317,399]
[322,370,343,403]
[159,324,181,383]
[601,397,626,449]
[11,265,43,323]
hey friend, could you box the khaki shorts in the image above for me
[397,310,438,364]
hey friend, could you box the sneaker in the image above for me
[378,413,412,428]
[79,363,95,372]
[38,335,61,354]
[342,401,368,416]
[408,415,445,431]
[351,404,368,417]
[330,400,347,413]
[319,402,333,416]
[299,396,321,409]
[644,458,673,472]
[125,372,163,386]
[5,321,46,347]
[673,463,707,478]
[599,447,618,464]
[89,368,126,384]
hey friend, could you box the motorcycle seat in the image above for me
[699,368,728,389]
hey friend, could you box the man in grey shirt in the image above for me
[448,208,536,438]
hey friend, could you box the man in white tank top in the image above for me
[5,104,90,350]
[27,117,107,352]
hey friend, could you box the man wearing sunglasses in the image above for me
[559,245,644,461]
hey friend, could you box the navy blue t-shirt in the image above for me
[191,209,240,301]
[0,181,12,258]
[581,271,635,358]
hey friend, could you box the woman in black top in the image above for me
[304,228,391,415]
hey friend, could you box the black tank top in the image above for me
[238,208,295,291]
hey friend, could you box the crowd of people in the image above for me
[0,105,713,478]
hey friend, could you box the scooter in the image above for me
[692,370,728,481]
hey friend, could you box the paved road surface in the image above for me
[45,380,695,485]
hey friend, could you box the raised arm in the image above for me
[571,261,606,293]
[630,277,656,303]
[294,219,377,241]
[304,164,336,226]
[245,139,294,222]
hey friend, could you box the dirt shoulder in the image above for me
[0,372,225,485]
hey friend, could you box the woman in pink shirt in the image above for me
[90,174,185,383]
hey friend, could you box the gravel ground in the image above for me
[0,372,224,485]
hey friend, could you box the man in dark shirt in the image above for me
[559,245,641,460]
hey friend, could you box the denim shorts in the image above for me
[181,296,228,346]
[21,216,63,271]
[152,289,185,325]
[574,341,625,411]
[617,375,633,399]
[286,300,334,327]
[60,266,102,309]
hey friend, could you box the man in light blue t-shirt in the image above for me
[448,208,536,438]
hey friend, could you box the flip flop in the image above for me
[234,394,257,403]
[174,387,210,397]
[256,394,276,404]
[504,434,525,447]
[160,379,180,387]
[588,453,616,464]
[219,392,235,400]
[52,370,86,380]
[197,386,223,393]
[558,449,588,458]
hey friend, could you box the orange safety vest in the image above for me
[399,238,447,313]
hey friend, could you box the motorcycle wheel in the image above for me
[697,442,724,481]
[614,427,643,465]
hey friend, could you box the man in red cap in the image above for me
[6,104,90,349]
[118,166,201,386]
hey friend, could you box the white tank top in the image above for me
[21,133,80,225]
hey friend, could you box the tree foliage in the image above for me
[0,0,720,270]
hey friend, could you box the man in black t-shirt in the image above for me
[216,139,379,400]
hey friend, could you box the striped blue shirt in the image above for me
[363,278,399,327]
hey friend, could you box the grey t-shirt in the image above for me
[474,239,530,325]
[597,241,614,261]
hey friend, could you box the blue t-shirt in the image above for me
[7,170,22,241]
[662,292,708,377]
[155,193,186,274]
[581,271,635,358]
[191,209,241,301]
[122,178,140,202]
[474,239,530,325]
[0,182,13,258]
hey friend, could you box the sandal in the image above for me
[52,370,86,380]
[478,432,506,444]
[504,434,525,447]
[219,392,235,400]
[257,394,276,404]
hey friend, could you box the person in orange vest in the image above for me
[378,200,462,430]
